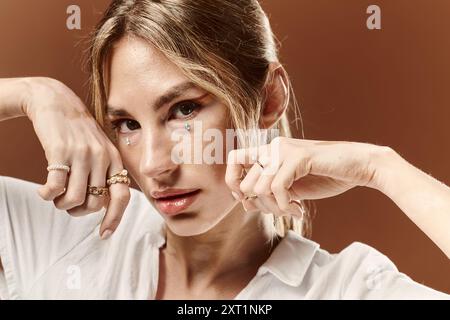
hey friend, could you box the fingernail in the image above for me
[101,229,113,240]
[231,191,241,201]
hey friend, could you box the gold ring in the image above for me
[87,185,109,197]
[107,169,131,186]
[244,194,258,200]
[47,164,70,173]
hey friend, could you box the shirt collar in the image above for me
[154,220,167,249]
[257,230,320,287]
[151,218,319,287]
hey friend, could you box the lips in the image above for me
[153,189,201,216]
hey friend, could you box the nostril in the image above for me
[140,159,179,179]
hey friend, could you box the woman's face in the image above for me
[106,36,239,236]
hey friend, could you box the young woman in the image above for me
[0,0,448,299]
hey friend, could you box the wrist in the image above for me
[0,77,32,121]
[22,77,60,120]
[366,145,407,195]
[18,77,34,117]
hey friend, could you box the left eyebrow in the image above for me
[106,81,199,117]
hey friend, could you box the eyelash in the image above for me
[109,101,202,132]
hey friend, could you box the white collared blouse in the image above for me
[0,176,448,300]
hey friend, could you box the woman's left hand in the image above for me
[225,137,390,217]
[225,136,450,258]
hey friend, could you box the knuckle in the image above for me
[66,193,86,207]
[87,200,104,212]
[114,189,130,204]
[239,180,252,194]
[253,184,270,196]
[270,181,284,194]
[75,145,90,158]
[47,182,65,192]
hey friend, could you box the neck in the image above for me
[162,204,279,289]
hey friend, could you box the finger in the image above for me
[38,167,69,201]
[239,163,263,195]
[270,159,303,216]
[99,150,130,239]
[67,153,110,216]
[253,162,286,216]
[225,150,247,200]
[54,160,89,211]
[243,197,271,214]
[225,145,269,199]
[253,160,281,196]
[239,163,272,213]
[256,193,286,216]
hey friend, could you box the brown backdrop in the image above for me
[0,0,449,293]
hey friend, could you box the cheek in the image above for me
[204,164,231,198]
[117,147,141,182]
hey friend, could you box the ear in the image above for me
[259,62,289,129]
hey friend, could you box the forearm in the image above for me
[372,147,450,259]
[0,78,30,121]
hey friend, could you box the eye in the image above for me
[110,119,141,134]
[169,101,201,120]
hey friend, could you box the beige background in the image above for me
[0,0,449,293]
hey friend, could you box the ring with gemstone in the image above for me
[107,169,131,186]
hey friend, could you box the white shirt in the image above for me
[0,175,448,300]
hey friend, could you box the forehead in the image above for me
[107,35,188,99]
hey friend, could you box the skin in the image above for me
[106,36,281,298]
[0,35,449,298]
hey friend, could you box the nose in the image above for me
[139,129,178,178]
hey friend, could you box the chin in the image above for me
[162,211,228,237]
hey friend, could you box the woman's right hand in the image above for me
[22,77,129,239]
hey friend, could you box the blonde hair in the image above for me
[86,0,314,238]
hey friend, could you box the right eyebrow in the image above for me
[106,81,198,117]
